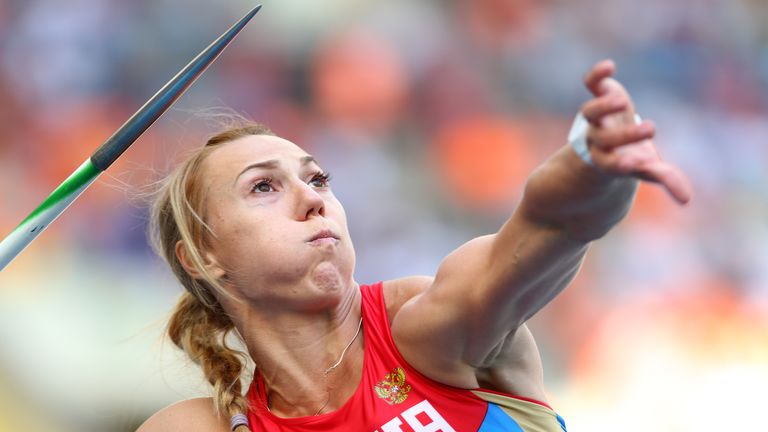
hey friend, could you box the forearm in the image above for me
[398,136,639,370]
[519,144,638,242]
[394,61,691,380]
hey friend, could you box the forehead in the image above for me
[203,134,311,180]
[201,135,313,193]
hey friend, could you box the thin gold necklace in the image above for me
[266,316,364,416]
[323,316,363,376]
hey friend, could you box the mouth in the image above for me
[307,229,340,244]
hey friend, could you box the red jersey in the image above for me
[246,282,567,431]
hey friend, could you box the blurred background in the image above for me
[0,0,767,430]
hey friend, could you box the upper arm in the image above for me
[392,211,588,384]
[136,398,228,432]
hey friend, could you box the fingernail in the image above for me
[638,122,654,134]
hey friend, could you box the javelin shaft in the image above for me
[0,5,261,271]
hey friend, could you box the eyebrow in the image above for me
[234,155,318,185]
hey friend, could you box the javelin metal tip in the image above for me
[250,5,263,16]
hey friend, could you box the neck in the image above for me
[232,284,364,417]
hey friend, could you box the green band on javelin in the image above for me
[0,159,102,270]
[19,159,102,227]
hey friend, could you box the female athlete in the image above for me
[137,60,692,432]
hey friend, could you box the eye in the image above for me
[250,178,275,193]
[309,171,332,188]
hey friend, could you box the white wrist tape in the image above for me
[568,112,643,166]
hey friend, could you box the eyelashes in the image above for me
[249,171,332,194]
[250,177,275,193]
[309,171,332,188]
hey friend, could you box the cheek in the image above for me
[207,207,266,258]
[215,227,288,277]
[326,197,349,224]
[224,218,296,261]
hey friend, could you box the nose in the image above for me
[294,182,325,221]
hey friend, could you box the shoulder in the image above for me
[377,236,496,322]
[381,276,434,322]
[136,397,228,432]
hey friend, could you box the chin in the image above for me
[310,261,353,294]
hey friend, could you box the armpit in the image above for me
[473,325,547,401]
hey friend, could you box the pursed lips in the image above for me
[307,229,339,245]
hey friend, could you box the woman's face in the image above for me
[198,134,356,311]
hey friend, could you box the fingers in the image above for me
[580,59,694,205]
[582,67,637,128]
[592,145,657,176]
[583,59,615,96]
[636,161,694,204]
[594,151,693,204]
[595,149,694,204]
[588,121,656,151]
[581,93,629,125]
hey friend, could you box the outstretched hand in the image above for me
[580,60,693,204]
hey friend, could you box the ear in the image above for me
[175,240,226,281]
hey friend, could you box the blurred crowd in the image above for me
[0,0,767,431]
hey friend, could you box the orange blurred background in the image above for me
[1,1,767,430]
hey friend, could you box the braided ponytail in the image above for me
[149,120,275,430]
[167,292,251,431]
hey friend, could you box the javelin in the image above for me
[0,5,262,271]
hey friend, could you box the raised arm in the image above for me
[391,60,692,385]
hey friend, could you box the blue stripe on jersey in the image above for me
[556,414,567,431]
[477,403,524,432]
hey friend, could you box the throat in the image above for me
[257,319,365,418]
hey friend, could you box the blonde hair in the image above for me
[149,122,274,431]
